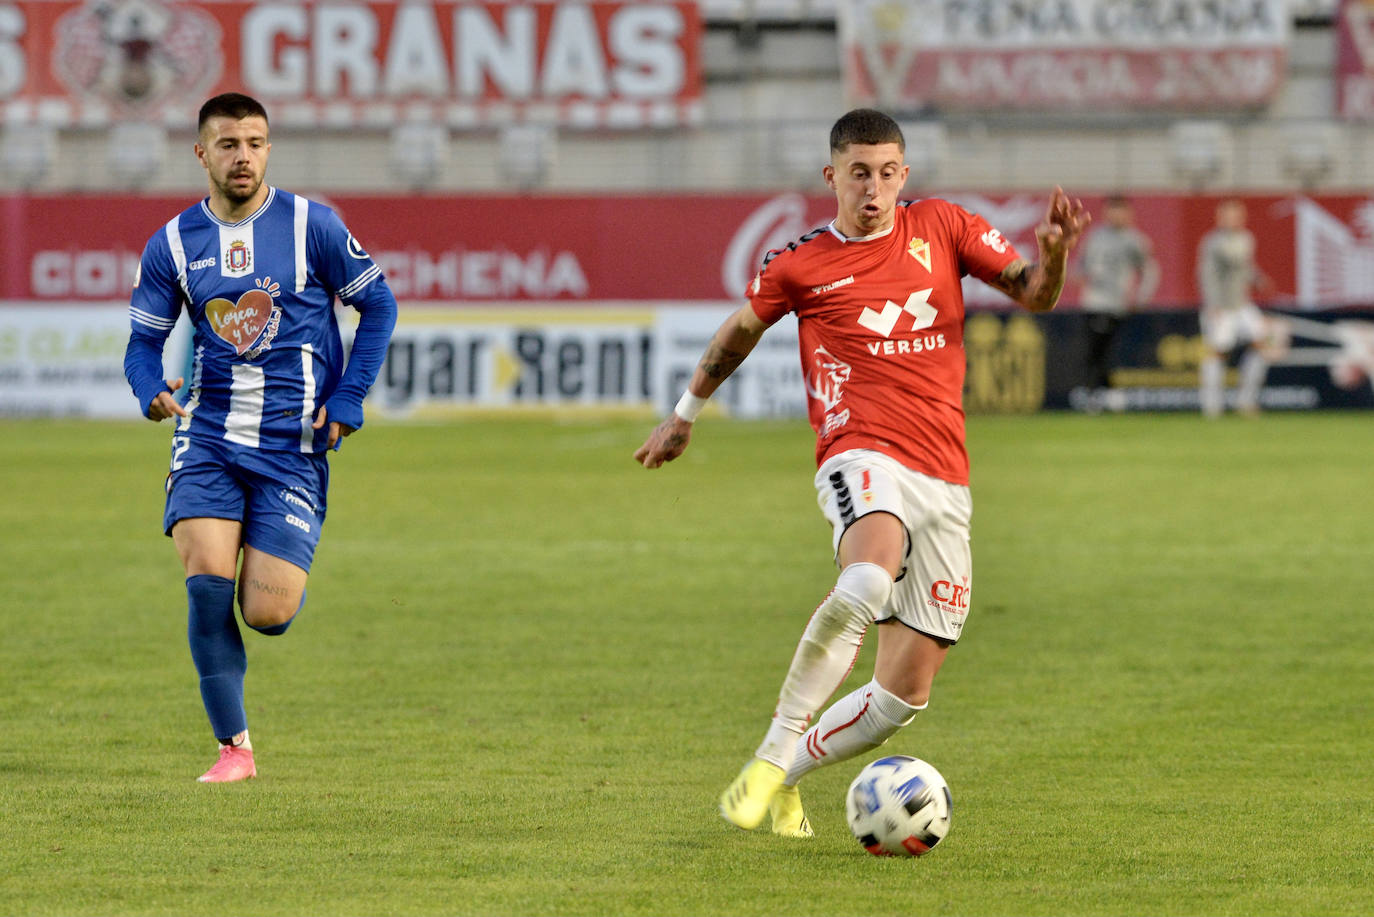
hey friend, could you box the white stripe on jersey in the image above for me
[165,216,191,302]
[178,344,203,433]
[294,195,309,293]
[129,306,177,330]
[224,363,265,449]
[337,264,381,302]
[298,343,316,452]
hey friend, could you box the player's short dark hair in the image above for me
[1105,194,1130,208]
[829,109,905,153]
[198,93,269,133]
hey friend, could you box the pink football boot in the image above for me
[197,744,257,783]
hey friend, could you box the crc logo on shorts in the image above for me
[928,577,970,615]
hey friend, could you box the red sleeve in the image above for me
[744,250,793,326]
[949,203,1022,284]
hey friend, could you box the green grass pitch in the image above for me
[1,412,1371,916]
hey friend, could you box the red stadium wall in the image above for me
[4,192,1373,310]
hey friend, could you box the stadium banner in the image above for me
[5,192,1374,310]
[3,302,1372,418]
[836,0,1290,111]
[0,303,188,417]
[0,0,702,129]
[1037,308,1374,412]
[1336,0,1374,120]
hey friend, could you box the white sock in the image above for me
[753,563,892,767]
[784,680,923,785]
[223,730,252,750]
[1238,349,1267,411]
[1200,355,1225,417]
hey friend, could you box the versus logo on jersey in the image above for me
[206,276,282,359]
[907,238,932,272]
[858,289,936,338]
[225,240,252,273]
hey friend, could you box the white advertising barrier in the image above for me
[652,306,805,420]
[372,304,806,419]
[375,305,659,415]
[0,304,189,418]
[0,303,807,420]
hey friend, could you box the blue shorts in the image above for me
[163,434,330,572]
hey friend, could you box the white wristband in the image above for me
[674,391,708,423]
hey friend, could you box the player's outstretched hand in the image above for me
[634,414,693,469]
[312,405,356,450]
[147,378,189,421]
[1036,186,1091,260]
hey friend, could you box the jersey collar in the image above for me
[827,219,897,244]
[199,186,277,228]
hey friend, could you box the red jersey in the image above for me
[747,199,1021,485]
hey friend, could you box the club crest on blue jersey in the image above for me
[226,240,252,273]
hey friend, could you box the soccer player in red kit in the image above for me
[634,109,1089,836]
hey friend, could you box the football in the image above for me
[845,755,952,857]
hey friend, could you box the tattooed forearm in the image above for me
[991,260,1031,300]
[994,258,1066,313]
[247,578,290,597]
[699,344,751,380]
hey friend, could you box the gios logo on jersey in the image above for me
[205,276,283,359]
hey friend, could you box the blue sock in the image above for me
[246,589,305,637]
[186,574,247,741]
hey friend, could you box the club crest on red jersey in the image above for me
[907,237,932,272]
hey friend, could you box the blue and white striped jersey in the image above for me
[125,187,397,453]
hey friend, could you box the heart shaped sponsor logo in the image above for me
[206,288,274,355]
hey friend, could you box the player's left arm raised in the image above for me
[990,187,1090,313]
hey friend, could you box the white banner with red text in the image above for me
[0,0,702,129]
[837,0,1290,112]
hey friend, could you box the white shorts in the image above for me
[815,449,972,644]
[1201,304,1266,353]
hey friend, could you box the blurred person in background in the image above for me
[1077,195,1158,392]
[634,108,1088,839]
[123,92,397,782]
[1196,198,1274,417]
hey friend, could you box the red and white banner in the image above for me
[4,192,1374,310]
[0,0,702,128]
[837,0,1289,111]
[1337,0,1374,119]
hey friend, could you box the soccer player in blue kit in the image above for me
[124,93,398,783]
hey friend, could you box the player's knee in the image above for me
[833,562,893,617]
[239,589,304,635]
[809,562,893,640]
